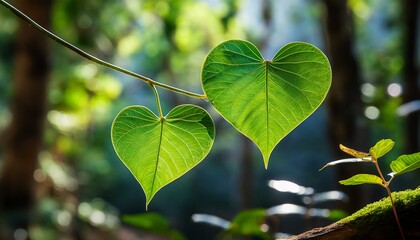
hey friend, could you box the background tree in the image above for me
[402,0,419,153]
[322,0,369,213]
[0,0,53,237]
[0,0,419,239]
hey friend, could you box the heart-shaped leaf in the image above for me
[201,40,331,167]
[111,104,215,208]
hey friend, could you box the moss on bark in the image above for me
[290,188,420,240]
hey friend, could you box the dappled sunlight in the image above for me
[0,0,418,239]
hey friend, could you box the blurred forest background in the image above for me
[0,0,419,239]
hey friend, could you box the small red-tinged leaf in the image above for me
[390,152,420,176]
[339,174,384,186]
[369,139,394,159]
[339,144,370,158]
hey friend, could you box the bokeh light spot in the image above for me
[387,83,402,97]
[365,106,380,120]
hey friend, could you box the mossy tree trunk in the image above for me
[290,188,420,240]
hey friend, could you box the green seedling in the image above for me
[320,139,420,240]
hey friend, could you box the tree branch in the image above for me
[0,0,207,99]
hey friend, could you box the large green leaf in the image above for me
[111,104,215,208]
[369,139,394,159]
[201,40,331,167]
[339,174,384,187]
[390,152,420,176]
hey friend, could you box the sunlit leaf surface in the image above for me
[339,174,384,186]
[111,105,215,208]
[390,152,420,176]
[202,40,331,167]
[339,144,370,158]
[369,139,394,159]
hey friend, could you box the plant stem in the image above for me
[0,0,207,100]
[150,84,163,118]
[372,156,406,240]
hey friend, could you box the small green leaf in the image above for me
[369,139,394,159]
[390,152,420,176]
[111,104,215,208]
[202,40,331,168]
[339,174,384,186]
[319,157,372,171]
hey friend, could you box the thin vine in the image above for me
[0,0,207,100]
[149,83,163,118]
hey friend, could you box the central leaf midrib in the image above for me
[150,118,164,199]
[265,61,270,155]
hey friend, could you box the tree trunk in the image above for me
[322,0,369,213]
[0,0,53,233]
[289,188,420,240]
[402,0,419,153]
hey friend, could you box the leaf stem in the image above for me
[150,84,163,118]
[0,0,207,99]
[371,155,405,240]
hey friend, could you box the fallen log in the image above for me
[290,187,420,240]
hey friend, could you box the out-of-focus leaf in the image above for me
[339,144,370,158]
[390,152,420,176]
[122,213,170,233]
[339,174,384,186]
[227,209,270,239]
[369,139,394,159]
[319,157,372,171]
[122,213,186,240]
[328,209,348,221]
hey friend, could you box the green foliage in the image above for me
[339,188,420,225]
[321,138,420,183]
[339,174,383,186]
[321,138,420,240]
[369,139,395,159]
[122,213,186,240]
[111,105,215,208]
[202,40,332,168]
[390,152,420,176]
[227,209,270,239]
[1,0,332,209]
[109,39,331,207]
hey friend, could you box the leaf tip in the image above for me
[319,165,328,171]
[264,161,269,170]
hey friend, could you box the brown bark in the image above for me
[402,0,419,153]
[0,0,52,224]
[322,0,370,213]
[289,188,420,240]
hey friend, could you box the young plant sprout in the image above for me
[320,139,420,240]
